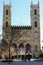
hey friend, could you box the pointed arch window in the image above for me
[35,21,37,27]
[6,21,8,27]
[6,9,8,15]
[34,9,37,15]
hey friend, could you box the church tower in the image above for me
[2,1,11,39]
[30,0,41,56]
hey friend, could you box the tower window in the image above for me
[6,9,8,15]
[35,21,37,27]
[34,9,37,15]
[6,21,8,27]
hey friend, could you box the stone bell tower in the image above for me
[30,0,41,56]
[2,1,11,39]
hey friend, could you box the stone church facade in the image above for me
[2,1,41,58]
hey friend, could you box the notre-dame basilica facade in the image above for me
[2,0,41,59]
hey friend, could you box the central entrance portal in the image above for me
[26,44,31,53]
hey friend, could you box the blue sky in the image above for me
[0,0,43,48]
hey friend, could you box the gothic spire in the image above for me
[3,0,5,5]
[10,0,11,5]
[38,0,39,7]
[31,0,33,7]
[31,0,33,5]
[38,0,39,4]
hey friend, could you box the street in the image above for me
[0,61,43,65]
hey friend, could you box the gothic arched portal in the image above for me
[19,43,24,48]
[11,43,17,56]
[18,43,24,55]
[26,44,31,53]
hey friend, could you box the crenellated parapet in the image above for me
[11,26,32,30]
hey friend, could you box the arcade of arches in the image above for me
[1,43,32,59]
[11,43,31,56]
